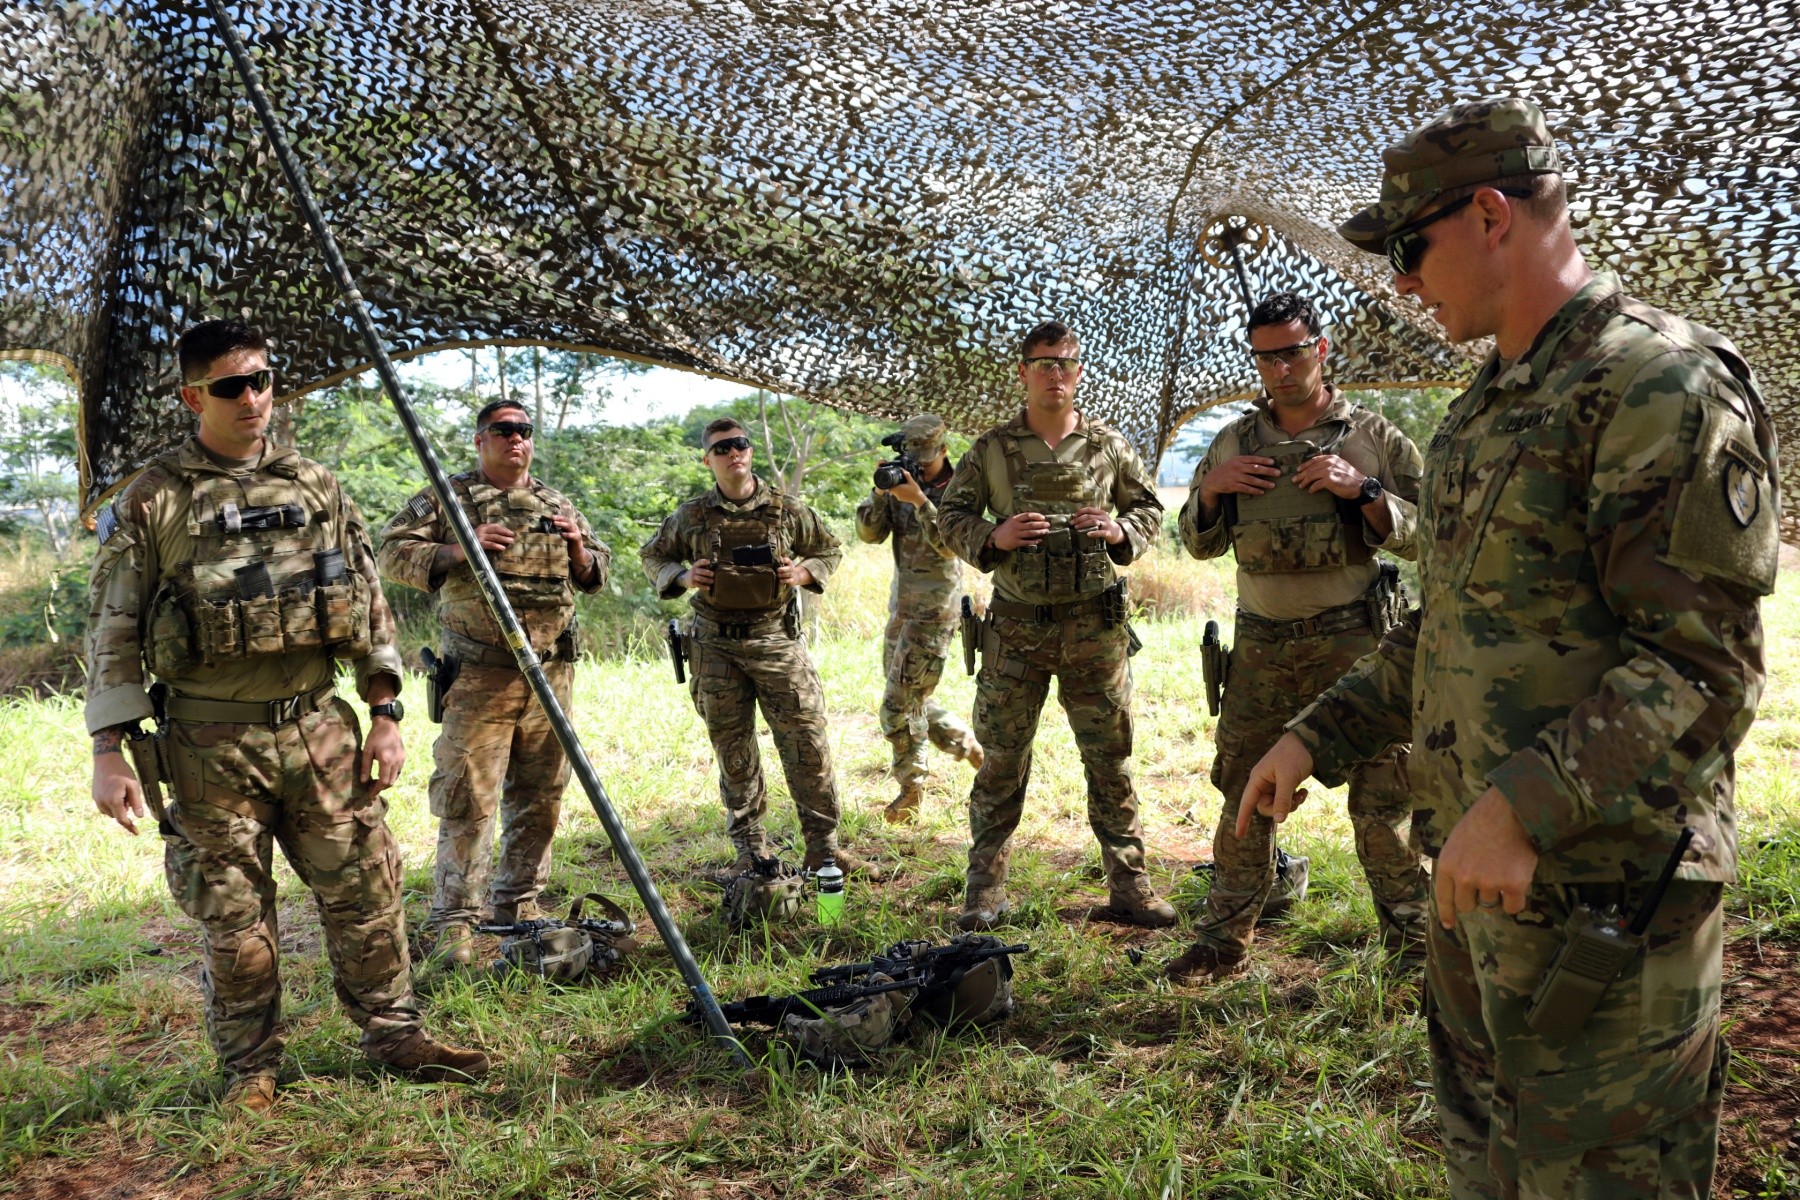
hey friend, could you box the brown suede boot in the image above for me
[367,1030,491,1082]
[432,921,474,969]
[962,737,985,771]
[956,882,1011,932]
[883,783,924,824]
[223,1072,278,1116]
[1163,939,1249,983]
[1107,878,1178,928]
[491,899,544,925]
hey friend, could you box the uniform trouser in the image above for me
[877,610,976,787]
[160,699,420,1082]
[427,660,573,929]
[1426,881,1725,1199]
[1197,621,1428,951]
[965,609,1146,892]
[687,630,841,854]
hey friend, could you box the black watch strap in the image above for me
[370,700,404,722]
[1358,475,1385,504]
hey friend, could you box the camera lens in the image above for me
[873,462,904,490]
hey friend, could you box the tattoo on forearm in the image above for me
[92,728,126,756]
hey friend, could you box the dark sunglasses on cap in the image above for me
[706,435,753,455]
[1384,187,1530,276]
[481,420,535,440]
[188,368,274,400]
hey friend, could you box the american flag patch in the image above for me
[408,494,435,520]
[95,503,120,544]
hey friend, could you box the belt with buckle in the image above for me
[165,682,337,727]
[1234,601,1370,643]
[986,591,1108,624]
[691,613,789,641]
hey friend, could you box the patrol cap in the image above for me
[899,414,947,458]
[1339,97,1564,254]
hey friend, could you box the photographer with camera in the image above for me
[378,400,609,967]
[641,418,879,881]
[855,415,983,823]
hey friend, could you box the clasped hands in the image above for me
[989,506,1123,552]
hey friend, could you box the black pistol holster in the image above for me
[421,645,462,723]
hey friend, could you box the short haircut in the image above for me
[1435,172,1568,225]
[1248,292,1322,338]
[176,320,267,382]
[703,416,748,444]
[475,399,529,429]
[1020,320,1079,360]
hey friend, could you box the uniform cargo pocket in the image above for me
[1514,1018,1717,1158]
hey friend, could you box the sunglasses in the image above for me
[188,368,274,400]
[481,420,535,440]
[1385,188,1530,275]
[1250,339,1321,368]
[1022,356,1082,376]
[706,435,753,455]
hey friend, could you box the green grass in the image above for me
[0,542,1794,1198]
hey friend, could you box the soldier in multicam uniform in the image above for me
[1165,290,1430,980]
[1240,99,1779,1198]
[85,320,488,1115]
[376,399,610,967]
[640,417,875,877]
[855,413,983,823]
[936,321,1176,931]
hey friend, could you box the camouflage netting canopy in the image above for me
[3,0,1797,520]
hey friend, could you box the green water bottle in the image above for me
[815,857,845,926]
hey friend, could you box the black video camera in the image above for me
[872,430,922,491]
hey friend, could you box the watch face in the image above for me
[375,700,405,721]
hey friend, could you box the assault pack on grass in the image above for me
[478,893,639,982]
[687,935,1028,1066]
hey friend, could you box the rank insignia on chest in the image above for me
[1723,459,1760,527]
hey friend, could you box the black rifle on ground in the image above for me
[685,936,1028,1027]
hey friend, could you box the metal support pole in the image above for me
[201,0,749,1070]
[1222,227,1257,317]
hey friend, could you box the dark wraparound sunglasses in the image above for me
[706,435,753,455]
[1385,188,1530,275]
[189,368,274,399]
[481,420,535,440]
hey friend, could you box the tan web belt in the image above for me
[1234,600,1369,643]
[165,683,336,727]
[690,612,790,641]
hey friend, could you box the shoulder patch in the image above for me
[1661,396,1779,595]
[407,493,435,521]
[95,502,120,545]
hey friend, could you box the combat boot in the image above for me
[805,844,884,881]
[956,882,1010,932]
[1163,938,1249,983]
[884,783,924,824]
[367,1029,490,1082]
[1107,877,1178,928]
[491,898,543,925]
[959,733,985,772]
[222,1072,277,1117]
[432,921,474,969]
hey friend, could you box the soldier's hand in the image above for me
[1200,455,1280,507]
[359,717,405,798]
[1435,787,1538,926]
[551,515,594,571]
[93,752,147,836]
[682,558,715,590]
[1235,732,1314,838]
[474,522,516,553]
[777,556,814,587]
[1292,454,1366,500]
[884,470,928,508]
[1073,505,1125,545]
[990,511,1051,551]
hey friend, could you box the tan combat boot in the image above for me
[491,899,543,925]
[884,783,924,824]
[432,921,474,969]
[805,844,884,881]
[1163,938,1249,983]
[961,735,985,772]
[367,1030,491,1082]
[1108,878,1178,928]
[223,1072,278,1117]
[956,882,1010,932]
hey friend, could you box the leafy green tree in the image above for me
[1343,386,1459,453]
[0,361,81,551]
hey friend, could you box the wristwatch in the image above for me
[1357,475,1385,505]
[370,700,405,723]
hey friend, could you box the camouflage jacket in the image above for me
[84,438,404,734]
[638,477,843,622]
[376,470,609,655]
[854,463,962,625]
[1287,274,1779,883]
[1180,388,1422,620]
[936,409,1163,606]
